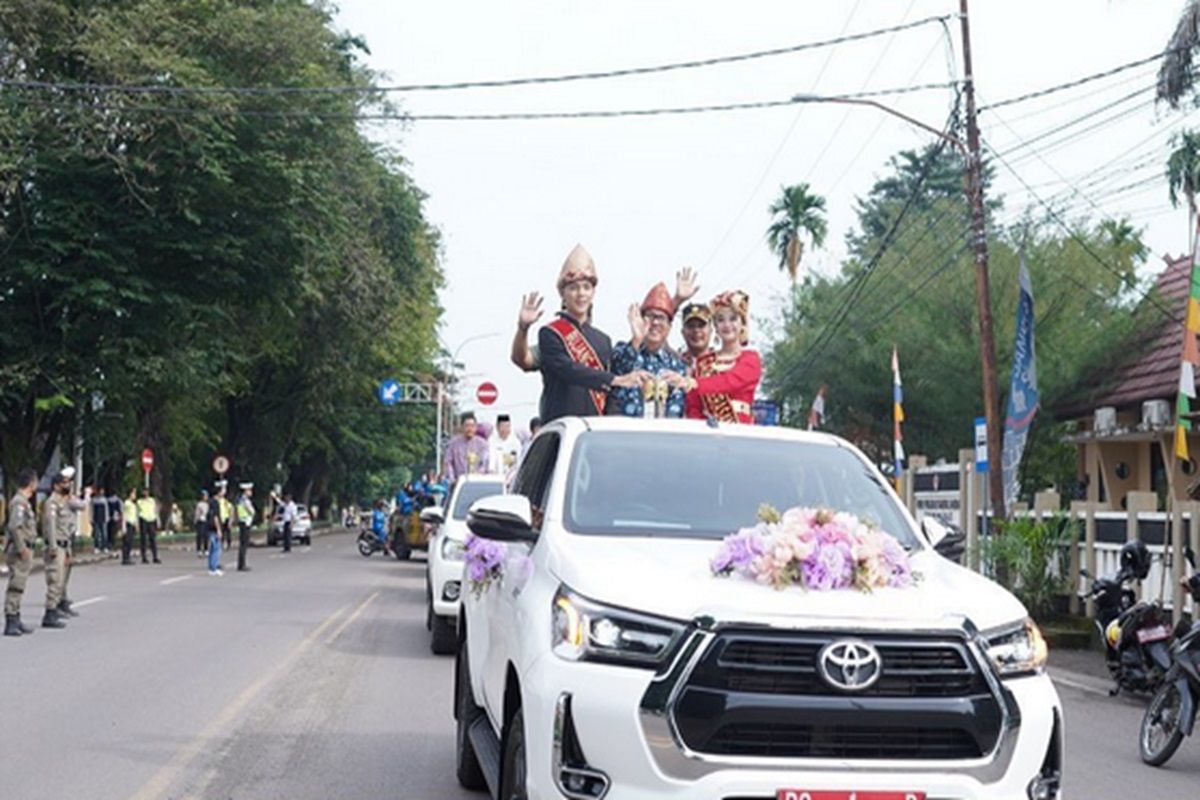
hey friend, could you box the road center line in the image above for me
[72,596,107,608]
[159,575,193,586]
[326,590,380,645]
[126,598,355,800]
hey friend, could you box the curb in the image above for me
[0,524,343,577]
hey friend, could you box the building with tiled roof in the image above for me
[1053,255,1190,510]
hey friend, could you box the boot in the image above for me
[4,614,22,637]
[57,599,79,618]
[41,609,66,629]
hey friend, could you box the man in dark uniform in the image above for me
[537,244,647,422]
[4,468,39,636]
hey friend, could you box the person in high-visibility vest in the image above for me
[136,488,160,564]
[122,488,138,566]
[235,482,255,572]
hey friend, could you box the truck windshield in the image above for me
[563,431,918,547]
[451,481,506,520]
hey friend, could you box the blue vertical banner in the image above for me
[1001,258,1039,510]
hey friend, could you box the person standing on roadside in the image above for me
[41,468,85,628]
[89,483,110,553]
[4,468,39,637]
[137,487,161,564]
[122,488,138,566]
[206,481,227,576]
[281,492,297,553]
[443,412,490,482]
[56,469,88,620]
[107,488,122,560]
[236,483,254,572]
[193,489,209,558]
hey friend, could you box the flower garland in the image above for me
[465,534,507,596]
[711,505,916,592]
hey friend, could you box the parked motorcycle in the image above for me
[1082,540,1174,696]
[1139,564,1200,767]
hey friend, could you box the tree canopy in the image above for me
[0,0,443,510]
[765,144,1147,498]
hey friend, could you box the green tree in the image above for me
[1167,129,1200,221]
[767,183,827,282]
[0,0,443,512]
[1159,1,1200,108]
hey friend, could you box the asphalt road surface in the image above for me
[3,530,1198,799]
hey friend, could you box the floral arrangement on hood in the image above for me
[711,505,916,592]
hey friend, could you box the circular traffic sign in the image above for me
[140,448,154,473]
[476,381,499,406]
[212,454,231,475]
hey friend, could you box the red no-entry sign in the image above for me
[141,448,154,473]
[476,381,499,406]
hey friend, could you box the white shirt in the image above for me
[283,501,298,523]
[489,432,522,475]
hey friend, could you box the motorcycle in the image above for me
[356,528,390,557]
[1139,564,1200,767]
[1081,540,1174,696]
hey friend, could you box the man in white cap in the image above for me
[41,467,88,627]
[236,482,255,572]
[537,244,649,421]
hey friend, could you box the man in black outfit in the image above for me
[537,244,647,422]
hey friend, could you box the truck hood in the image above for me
[548,534,1027,634]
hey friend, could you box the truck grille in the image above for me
[672,630,1001,761]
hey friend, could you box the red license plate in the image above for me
[1137,624,1171,644]
[777,793,926,800]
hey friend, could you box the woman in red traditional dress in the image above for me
[679,290,761,423]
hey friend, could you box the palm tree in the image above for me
[1159,1,1200,108]
[767,183,827,282]
[1167,129,1200,245]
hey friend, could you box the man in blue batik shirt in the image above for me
[609,282,689,418]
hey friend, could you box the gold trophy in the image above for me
[641,376,670,418]
[466,451,478,474]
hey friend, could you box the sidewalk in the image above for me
[0,522,338,577]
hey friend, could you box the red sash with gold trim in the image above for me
[693,351,737,422]
[547,317,608,415]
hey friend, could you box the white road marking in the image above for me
[325,590,380,644]
[160,575,194,586]
[73,596,108,608]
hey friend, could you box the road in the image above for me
[1,530,1197,799]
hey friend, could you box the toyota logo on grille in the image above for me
[818,639,882,692]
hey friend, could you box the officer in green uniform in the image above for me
[236,482,255,572]
[56,469,89,619]
[41,468,79,629]
[4,467,39,637]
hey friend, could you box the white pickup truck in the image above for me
[455,417,1062,800]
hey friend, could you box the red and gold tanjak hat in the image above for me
[557,244,598,291]
[709,290,750,345]
[640,282,675,320]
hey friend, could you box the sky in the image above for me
[333,0,1186,431]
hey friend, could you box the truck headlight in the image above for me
[440,536,466,562]
[986,619,1048,677]
[551,586,685,668]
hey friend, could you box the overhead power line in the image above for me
[0,15,954,98]
[979,48,1178,112]
[6,81,960,123]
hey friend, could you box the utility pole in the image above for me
[959,0,1006,520]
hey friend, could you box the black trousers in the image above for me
[237,523,249,570]
[122,523,135,563]
[283,521,292,553]
[108,520,121,553]
[195,521,207,553]
[139,520,158,562]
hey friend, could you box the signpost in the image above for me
[378,378,401,407]
[212,454,230,476]
[141,448,154,488]
[974,416,989,539]
[476,381,499,406]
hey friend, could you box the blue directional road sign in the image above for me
[378,378,402,406]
